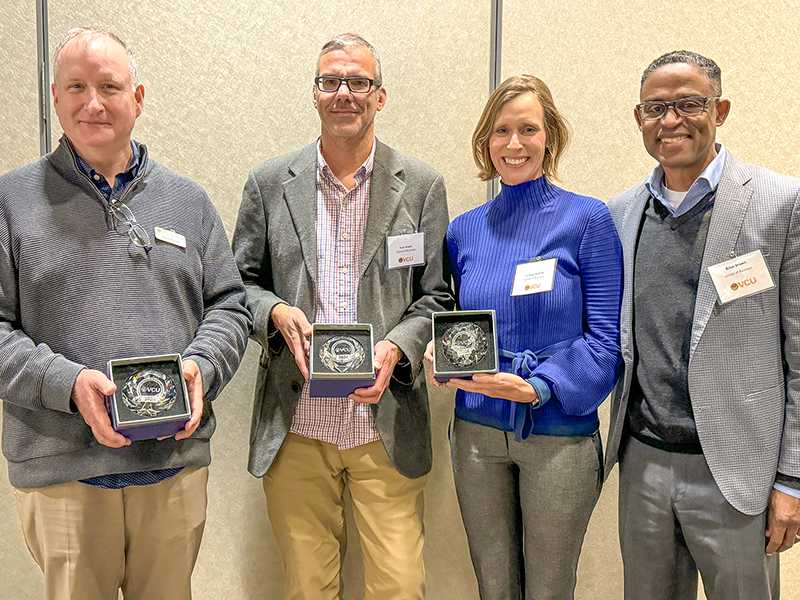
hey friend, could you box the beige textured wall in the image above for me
[0,0,39,174]
[3,1,800,599]
[502,0,800,202]
[0,4,46,596]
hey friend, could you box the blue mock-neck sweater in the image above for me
[446,176,623,438]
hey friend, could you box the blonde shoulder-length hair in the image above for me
[472,75,571,182]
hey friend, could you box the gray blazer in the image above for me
[233,140,453,479]
[604,152,800,515]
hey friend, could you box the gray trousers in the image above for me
[451,417,602,600]
[619,437,780,600]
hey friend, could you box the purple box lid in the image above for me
[309,377,376,398]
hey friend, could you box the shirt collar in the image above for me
[65,137,142,184]
[316,137,376,187]
[645,143,727,217]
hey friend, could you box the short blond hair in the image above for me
[472,75,570,182]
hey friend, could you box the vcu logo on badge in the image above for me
[731,277,757,291]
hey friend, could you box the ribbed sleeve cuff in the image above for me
[184,355,216,397]
[527,376,551,408]
[41,356,85,413]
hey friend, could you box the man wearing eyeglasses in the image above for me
[605,50,800,599]
[232,33,452,598]
[0,28,251,599]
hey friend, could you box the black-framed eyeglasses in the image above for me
[109,199,152,251]
[636,96,720,121]
[315,76,379,94]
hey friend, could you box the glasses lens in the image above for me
[110,201,150,248]
[675,97,707,116]
[129,223,152,249]
[640,103,666,121]
[111,210,133,234]
[319,77,342,92]
[347,78,371,93]
[111,203,135,222]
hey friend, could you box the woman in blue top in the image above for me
[426,75,623,599]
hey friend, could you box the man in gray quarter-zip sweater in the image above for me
[0,28,251,600]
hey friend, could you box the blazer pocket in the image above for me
[250,361,270,444]
[744,382,784,405]
[743,285,778,320]
[742,383,785,450]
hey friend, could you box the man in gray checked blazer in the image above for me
[232,33,452,598]
[604,50,800,599]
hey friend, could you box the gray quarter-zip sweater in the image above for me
[0,139,252,488]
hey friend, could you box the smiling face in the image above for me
[489,92,547,186]
[52,35,144,163]
[313,45,386,145]
[636,62,730,191]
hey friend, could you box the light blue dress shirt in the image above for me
[645,144,727,217]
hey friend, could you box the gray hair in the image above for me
[316,33,382,87]
[641,50,721,97]
[53,28,140,88]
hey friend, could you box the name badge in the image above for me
[154,227,187,249]
[386,232,426,269]
[511,257,557,296]
[707,249,774,304]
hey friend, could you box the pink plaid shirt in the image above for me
[289,139,381,449]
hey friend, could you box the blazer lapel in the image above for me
[620,185,650,364]
[690,154,753,358]
[283,144,319,287]
[360,141,406,277]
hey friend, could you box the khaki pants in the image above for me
[15,466,208,600]
[264,433,426,600]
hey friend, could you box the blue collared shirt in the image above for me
[645,144,727,217]
[69,137,142,203]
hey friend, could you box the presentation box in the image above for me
[107,354,190,441]
[309,323,376,397]
[432,310,498,383]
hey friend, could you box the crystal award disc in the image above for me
[441,322,489,368]
[121,369,178,418]
[320,335,366,373]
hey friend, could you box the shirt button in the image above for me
[341,267,348,274]
[342,232,349,239]
[340,302,347,309]
[93,174,101,181]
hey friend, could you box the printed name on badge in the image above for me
[386,231,426,269]
[154,227,187,249]
[511,257,557,296]
[707,249,774,304]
